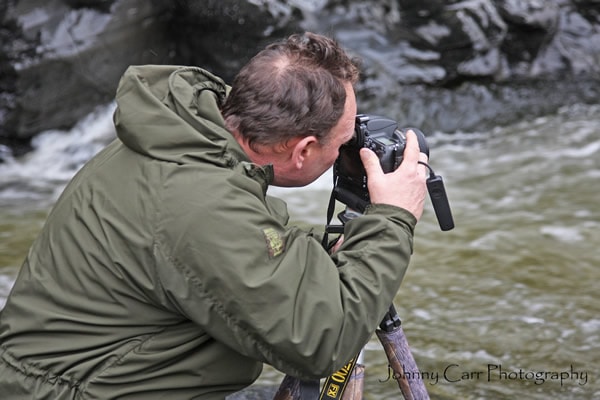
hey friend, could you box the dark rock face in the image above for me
[166,0,301,83]
[1,0,174,142]
[303,0,600,132]
[0,0,302,144]
[1,0,599,147]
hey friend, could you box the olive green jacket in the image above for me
[0,65,416,399]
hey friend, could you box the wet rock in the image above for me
[1,0,174,142]
[1,0,599,145]
[165,0,302,83]
[0,0,302,144]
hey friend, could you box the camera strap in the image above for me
[322,179,344,249]
[319,355,360,400]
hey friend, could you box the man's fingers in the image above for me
[359,148,382,177]
[358,132,428,219]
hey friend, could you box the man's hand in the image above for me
[359,130,428,220]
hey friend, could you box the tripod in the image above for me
[274,139,454,399]
[273,208,430,400]
[273,296,429,400]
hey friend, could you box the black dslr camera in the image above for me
[331,114,454,231]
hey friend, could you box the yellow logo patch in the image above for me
[263,228,285,258]
[326,383,340,397]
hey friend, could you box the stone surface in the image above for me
[1,0,599,146]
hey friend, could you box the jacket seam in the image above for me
[0,347,82,393]
[76,330,166,395]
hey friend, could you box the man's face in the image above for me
[293,83,357,186]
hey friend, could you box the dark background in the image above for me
[2,0,599,154]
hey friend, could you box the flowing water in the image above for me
[0,102,598,399]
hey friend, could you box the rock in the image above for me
[1,0,174,141]
[1,0,599,145]
[165,0,301,83]
[308,0,600,131]
[0,0,302,144]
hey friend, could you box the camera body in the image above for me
[333,114,429,213]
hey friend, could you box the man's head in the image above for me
[221,32,360,187]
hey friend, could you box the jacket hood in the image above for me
[113,65,249,166]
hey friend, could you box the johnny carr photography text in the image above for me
[399,364,589,387]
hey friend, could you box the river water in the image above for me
[0,102,598,399]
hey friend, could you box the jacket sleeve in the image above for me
[154,177,416,379]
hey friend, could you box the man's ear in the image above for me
[290,135,319,169]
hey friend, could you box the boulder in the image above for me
[1,0,599,148]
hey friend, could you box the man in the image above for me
[0,32,427,399]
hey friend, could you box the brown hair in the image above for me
[221,32,360,150]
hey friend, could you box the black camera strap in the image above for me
[317,179,363,399]
[319,354,360,400]
[322,176,344,250]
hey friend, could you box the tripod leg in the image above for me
[273,376,319,400]
[341,362,364,400]
[376,326,430,400]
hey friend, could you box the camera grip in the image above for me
[426,175,455,231]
